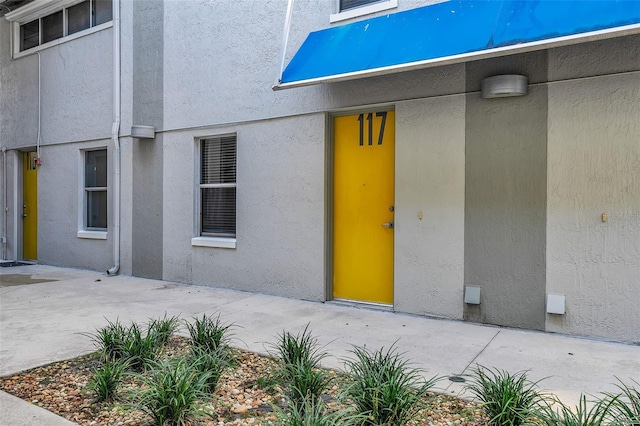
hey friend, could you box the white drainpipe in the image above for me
[107,0,121,275]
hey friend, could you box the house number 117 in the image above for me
[357,111,387,146]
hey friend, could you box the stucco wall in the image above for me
[546,73,640,343]
[394,96,466,320]
[464,85,548,331]
[162,114,326,301]
[37,141,113,271]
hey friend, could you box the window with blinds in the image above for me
[200,135,237,238]
[340,0,384,12]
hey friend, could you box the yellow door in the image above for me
[23,152,38,260]
[333,110,395,305]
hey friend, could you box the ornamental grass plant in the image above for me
[342,344,439,425]
[185,313,235,355]
[535,394,614,426]
[603,379,640,425]
[88,358,129,402]
[131,357,214,426]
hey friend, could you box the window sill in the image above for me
[77,230,107,240]
[191,237,236,249]
[330,0,397,23]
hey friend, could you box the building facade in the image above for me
[1,0,639,343]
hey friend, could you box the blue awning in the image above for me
[276,0,640,89]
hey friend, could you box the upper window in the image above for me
[331,0,397,23]
[14,0,112,53]
[84,149,107,230]
[340,0,384,12]
[199,135,237,239]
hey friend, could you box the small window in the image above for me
[93,0,113,26]
[85,149,107,230]
[16,0,112,53]
[68,1,91,35]
[20,19,39,51]
[199,136,237,238]
[41,10,63,44]
[340,0,384,12]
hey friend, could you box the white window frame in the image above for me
[192,134,237,249]
[6,0,113,59]
[77,147,107,240]
[330,0,398,23]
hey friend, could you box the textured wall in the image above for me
[162,114,326,301]
[37,141,113,271]
[394,96,466,319]
[131,0,164,279]
[464,85,548,331]
[546,73,640,343]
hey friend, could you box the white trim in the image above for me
[330,0,397,23]
[77,230,107,240]
[191,237,236,249]
[275,23,640,90]
[12,21,112,59]
[5,0,74,22]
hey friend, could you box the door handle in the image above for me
[382,221,394,228]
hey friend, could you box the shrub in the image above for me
[342,344,439,425]
[271,324,331,411]
[189,346,228,394]
[147,313,180,347]
[88,358,128,402]
[274,390,362,426]
[535,394,613,426]
[131,358,212,426]
[119,322,159,371]
[465,366,545,426]
[185,313,234,354]
[86,318,127,362]
[604,379,640,425]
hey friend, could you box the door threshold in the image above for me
[329,298,394,312]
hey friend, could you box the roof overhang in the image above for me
[274,0,640,90]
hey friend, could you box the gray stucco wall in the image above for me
[546,73,640,342]
[37,141,113,271]
[131,0,164,279]
[394,96,466,320]
[464,85,548,331]
[162,114,326,301]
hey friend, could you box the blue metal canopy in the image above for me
[276,0,640,89]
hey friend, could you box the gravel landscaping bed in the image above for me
[0,336,488,425]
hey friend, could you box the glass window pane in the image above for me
[340,0,381,11]
[20,20,39,51]
[68,1,91,35]
[93,0,113,26]
[86,190,107,229]
[85,150,107,188]
[201,187,236,236]
[201,136,237,185]
[42,11,63,44]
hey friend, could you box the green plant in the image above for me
[273,324,327,375]
[465,366,546,426]
[189,346,228,394]
[85,318,127,362]
[120,322,159,371]
[147,313,180,346]
[274,387,362,426]
[131,358,212,426]
[535,394,613,426]
[342,344,439,425]
[604,379,640,425]
[88,358,128,402]
[185,313,234,354]
[286,359,334,413]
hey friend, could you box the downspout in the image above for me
[107,0,120,275]
[2,147,6,260]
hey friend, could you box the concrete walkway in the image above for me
[1,264,639,425]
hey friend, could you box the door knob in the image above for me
[382,222,394,228]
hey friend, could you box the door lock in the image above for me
[382,221,394,228]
